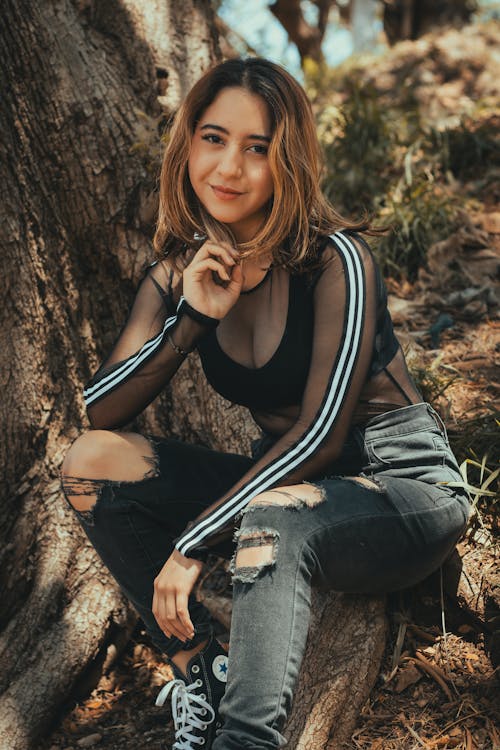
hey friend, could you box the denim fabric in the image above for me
[63,440,254,657]
[62,402,470,749]
[212,402,470,749]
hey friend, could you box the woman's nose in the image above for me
[216,147,243,179]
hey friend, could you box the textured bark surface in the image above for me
[449,542,500,673]
[0,2,219,748]
[0,2,387,747]
[286,590,387,749]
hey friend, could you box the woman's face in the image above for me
[188,86,274,244]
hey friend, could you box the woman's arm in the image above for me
[174,231,378,559]
[84,241,242,430]
[83,261,214,429]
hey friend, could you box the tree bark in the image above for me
[0,2,219,748]
[0,2,387,747]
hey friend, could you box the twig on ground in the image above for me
[411,653,453,700]
[404,722,428,747]
[439,566,460,696]
[437,710,485,736]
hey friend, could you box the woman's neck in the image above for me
[240,255,273,293]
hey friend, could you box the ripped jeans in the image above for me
[61,402,470,750]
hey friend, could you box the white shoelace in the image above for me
[156,678,216,749]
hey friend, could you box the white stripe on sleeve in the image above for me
[83,313,178,406]
[176,231,365,556]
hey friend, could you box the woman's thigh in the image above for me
[307,475,469,594]
[62,433,255,560]
[100,435,255,548]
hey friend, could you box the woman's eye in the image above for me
[249,144,268,155]
[202,134,223,145]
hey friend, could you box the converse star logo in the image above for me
[212,654,228,683]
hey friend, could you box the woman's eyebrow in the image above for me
[200,123,271,143]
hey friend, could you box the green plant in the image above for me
[449,411,500,472]
[449,452,499,537]
[315,77,462,279]
[407,353,460,406]
[376,179,458,279]
[319,82,396,216]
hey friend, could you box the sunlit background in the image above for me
[217,0,500,78]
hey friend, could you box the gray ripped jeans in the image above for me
[61,402,470,750]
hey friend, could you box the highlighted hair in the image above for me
[154,57,369,271]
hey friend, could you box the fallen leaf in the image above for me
[394,664,423,693]
[85,700,103,710]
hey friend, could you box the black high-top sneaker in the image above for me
[155,634,229,749]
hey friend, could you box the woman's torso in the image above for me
[193,234,422,436]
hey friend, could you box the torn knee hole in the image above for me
[60,476,105,513]
[60,434,161,516]
[235,542,275,568]
[138,434,162,480]
[230,527,279,583]
[345,476,384,492]
[245,484,326,512]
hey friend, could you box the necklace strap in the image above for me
[240,267,272,295]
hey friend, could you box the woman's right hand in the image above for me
[182,240,243,320]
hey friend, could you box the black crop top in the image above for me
[83,231,420,559]
[197,272,314,410]
[197,235,399,412]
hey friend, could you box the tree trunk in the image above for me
[270,0,333,65]
[351,0,379,53]
[0,2,219,748]
[0,2,387,747]
[382,0,477,45]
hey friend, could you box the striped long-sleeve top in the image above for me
[84,231,413,559]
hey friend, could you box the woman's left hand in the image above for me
[152,549,203,642]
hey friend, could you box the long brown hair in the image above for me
[154,57,369,272]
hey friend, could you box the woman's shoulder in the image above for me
[303,230,374,285]
[322,230,374,261]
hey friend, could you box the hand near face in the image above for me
[182,240,243,320]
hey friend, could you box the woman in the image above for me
[61,57,470,750]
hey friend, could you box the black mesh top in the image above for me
[83,231,422,558]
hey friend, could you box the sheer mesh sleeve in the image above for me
[175,232,378,558]
[83,260,218,430]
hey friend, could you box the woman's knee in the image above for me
[62,430,158,479]
[246,483,326,510]
[62,430,114,479]
[61,430,159,512]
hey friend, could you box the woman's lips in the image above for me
[210,185,244,200]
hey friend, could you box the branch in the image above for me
[270,0,332,63]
